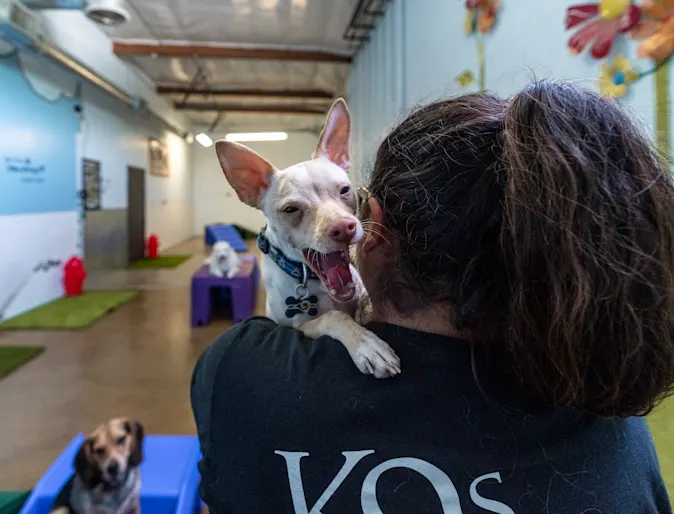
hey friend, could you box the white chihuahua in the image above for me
[214,99,400,378]
[204,241,241,279]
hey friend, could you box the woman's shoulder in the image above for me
[191,317,299,389]
[190,317,350,418]
[200,316,292,359]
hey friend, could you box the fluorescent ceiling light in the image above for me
[225,132,288,142]
[196,133,213,147]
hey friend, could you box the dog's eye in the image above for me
[94,447,105,456]
[116,436,125,445]
[282,206,299,214]
[340,186,351,195]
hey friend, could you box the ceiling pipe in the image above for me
[156,86,335,100]
[35,37,187,137]
[21,0,85,8]
[113,42,352,63]
[174,103,327,115]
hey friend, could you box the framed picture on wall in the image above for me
[148,138,169,178]
[82,158,101,211]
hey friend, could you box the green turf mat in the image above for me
[129,255,190,269]
[0,291,138,330]
[650,396,674,497]
[0,491,30,514]
[0,347,44,380]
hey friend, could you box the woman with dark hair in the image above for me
[191,81,674,513]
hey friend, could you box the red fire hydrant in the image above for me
[146,234,159,259]
[63,256,87,296]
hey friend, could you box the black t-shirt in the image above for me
[191,317,672,513]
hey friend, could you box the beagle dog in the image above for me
[51,418,144,514]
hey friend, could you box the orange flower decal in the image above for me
[465,0,500,34]
[632,0,674,61]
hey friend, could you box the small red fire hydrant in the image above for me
[63,256,87,296]
[146,234,159,259]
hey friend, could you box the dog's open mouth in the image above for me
[302,248,356,303]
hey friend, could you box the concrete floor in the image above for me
[0,238,265,490]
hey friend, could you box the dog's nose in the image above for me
[107,462,119,476]
[326,219,357,243]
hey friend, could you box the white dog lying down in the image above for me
[204,241,241,278]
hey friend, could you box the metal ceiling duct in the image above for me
[20,0,85,7]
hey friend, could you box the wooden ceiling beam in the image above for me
[174,103,327,115]
[157,86,334,100]
[114,42,352,63]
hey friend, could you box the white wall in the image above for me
[39,10,194,251]
[192,132,319,234]
[80,83,192,251]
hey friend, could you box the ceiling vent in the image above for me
[0,0,43,48]
[84,0,128,26]
[20,0,130,26]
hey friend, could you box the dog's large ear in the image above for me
[313,98,351,171]
[124,419,145,467]
[215,141,276,208]
[74,438,101,490]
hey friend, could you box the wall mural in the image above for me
[0,51,79,320]
[565,0,674,162]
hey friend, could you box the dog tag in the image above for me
[285,295,319,318]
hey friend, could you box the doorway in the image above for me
[127,166,146,264]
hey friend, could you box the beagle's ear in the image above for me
[74,438,101,490]
[124,419,145,467]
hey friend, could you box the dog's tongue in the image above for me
[327,265,352,289]
[321,251,353,290]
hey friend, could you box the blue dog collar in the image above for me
[257,230,319,282]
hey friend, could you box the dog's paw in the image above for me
[351,331,401,379]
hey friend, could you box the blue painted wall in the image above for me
[0,51,80,321]
[0,53,79,215]
[349,0,658,181]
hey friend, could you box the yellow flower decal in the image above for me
[599,0,632,19]
[599,55,640,97]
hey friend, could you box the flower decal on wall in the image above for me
[566,1,641,59]
[464,0,500,34]
[461,0,501,91]
[599,55,640,96]
[632,0,674,61]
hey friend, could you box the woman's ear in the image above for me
[362,196,388,253]
[74,438,101,490]
[125,419,145,467]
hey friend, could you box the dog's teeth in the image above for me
[330,289,337,295]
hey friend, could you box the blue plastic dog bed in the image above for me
[19,435,202,514]
[203,224,247,252]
